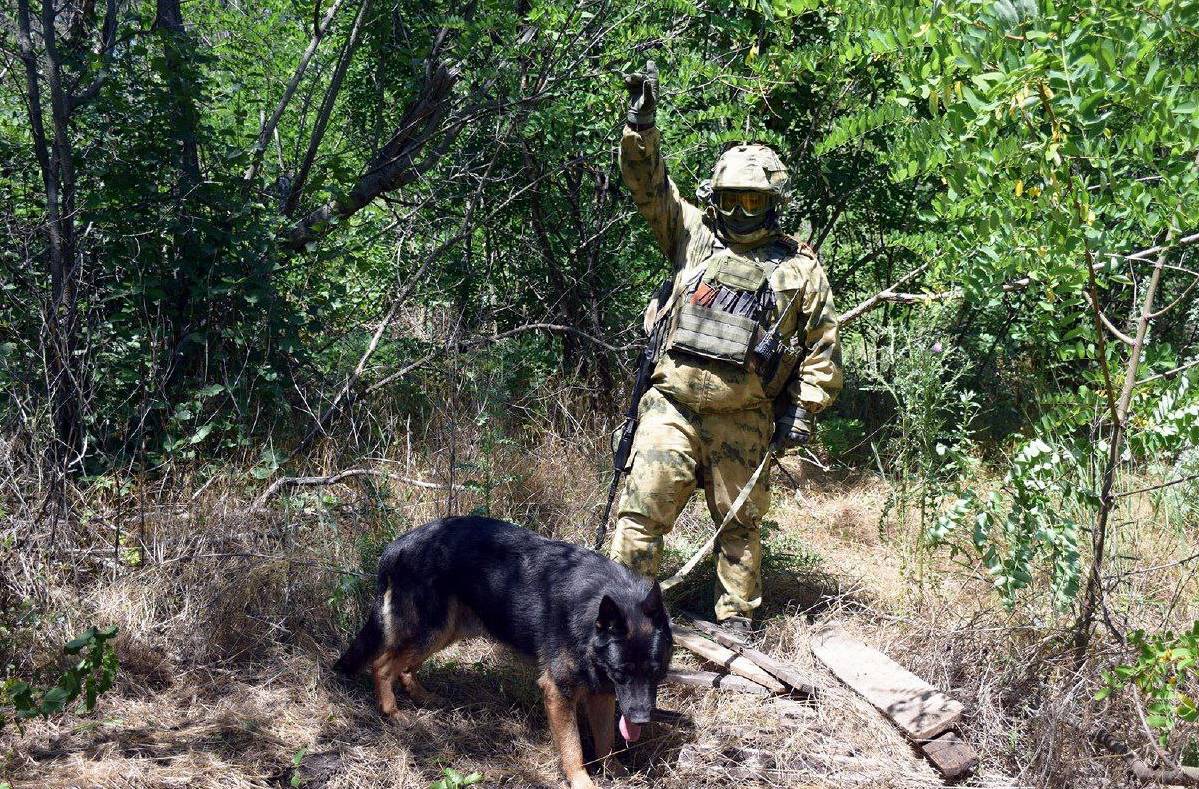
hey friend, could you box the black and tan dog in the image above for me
[334,516,673,788]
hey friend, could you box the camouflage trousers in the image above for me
[610,387,773,621]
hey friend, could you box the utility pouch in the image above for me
[707,256,768,292]
[667,254,770,368]
[671,302,759,366]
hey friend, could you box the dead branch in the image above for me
[839,231,1198,327]
[281,0,374,217]
[287,229,468,461]
[1116,473,1199,499]
[837,263,929,326]
[1124,229,1199,262]
[252,468,462,510]
[365,322,632,395]
[281,61,460,252]
[1136,357,1199,387]
[1075,231,1170,660]
[1084,289,1136,346]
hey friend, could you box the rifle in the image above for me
[593,277,674,550]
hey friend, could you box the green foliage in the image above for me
[1098,623,1199,745]
[290,748,307,787]
[1,627,119,732]
[932,437,1084,608]
[818,0,1199,607]
[430,767,484,788]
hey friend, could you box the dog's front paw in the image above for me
[567,776,597,789]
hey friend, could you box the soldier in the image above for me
[610,61,843,635]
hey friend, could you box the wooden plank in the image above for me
[673,628,787,693]
[921,731,978,780]
[811,624,963,741]
[772,697,818,727]
[687,619,821,696]
[665,668,772,695]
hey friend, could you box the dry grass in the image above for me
[2,430,1197,788]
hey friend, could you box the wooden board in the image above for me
[665,668,772,695]
[811,624,963,741]
[688,619,821,696]
[673,628,787,693]
[921,731,978,780]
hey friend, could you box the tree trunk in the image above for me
[1074,240,1168,661]
[155,0,206,391]
[19,0,84,484]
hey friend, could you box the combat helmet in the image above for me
[703,143,789,245]
[711,144,789,195]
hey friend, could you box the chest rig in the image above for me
[663,235,800,377]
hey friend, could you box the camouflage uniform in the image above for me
[611,125,842,621]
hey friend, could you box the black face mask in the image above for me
[724,206,766,235]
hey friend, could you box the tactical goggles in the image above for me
[716,190,771,216]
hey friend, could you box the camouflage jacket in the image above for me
[620,125,843,415]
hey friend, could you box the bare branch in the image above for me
[281,0,373,217]
[280,61,460,252]
[244,0,353,183]
[838,263,929,326]
[1123,229,1199,262]
[66,0,120,112]
[1116,473,1199,499]
[252,468,462,510]
[1136,357,1199,387]
[1083,289,1136,345]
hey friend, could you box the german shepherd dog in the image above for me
[334,516,674,788]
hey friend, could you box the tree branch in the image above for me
[838,263,929,326]
[252,468,462,510]
[281,0,372,217]
[1136,357,1199,387]
[1083,289,1136,345]
[66,0,119,112]
[280,61,460,252]
[1116,472,1199,499]
[244,0,352,183]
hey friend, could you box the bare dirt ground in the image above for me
[3,446,1194,788]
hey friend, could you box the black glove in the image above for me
[624,60,658,129]
[771,404,812,450]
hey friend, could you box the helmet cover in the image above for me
[710,144,789,196]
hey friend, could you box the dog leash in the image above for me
[659,448,774,592]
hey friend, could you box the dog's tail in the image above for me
[334,606,384,677]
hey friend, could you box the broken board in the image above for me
[811,624,963,740]
[811,624,978,780]
[687,618,821,696]
[673,627,787,694]
[665,668,772,695]
[921,731,978,780]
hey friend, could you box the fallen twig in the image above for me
[252,468,461,510]
[838,263,929,326]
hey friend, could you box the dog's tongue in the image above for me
[619,714,642,742]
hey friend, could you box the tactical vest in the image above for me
[651,234,807,413]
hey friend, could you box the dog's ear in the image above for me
[640,581,665,619]
[596,594,628,636]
